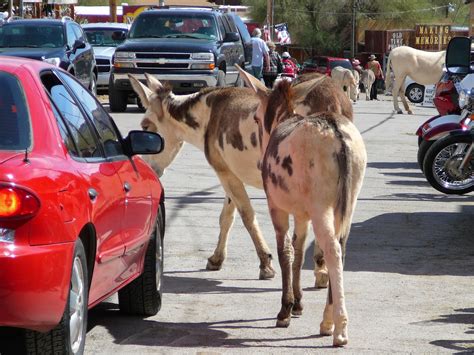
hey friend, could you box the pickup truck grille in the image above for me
[135,52,190,60]
[131,52,195,70]
[136,63,189,69]
[96,58,111,73]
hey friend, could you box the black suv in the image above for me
[109,7,252,112]
[0,18,97,94]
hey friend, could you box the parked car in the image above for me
[109,7,251,112]
[300,56,352,76]
[404,77,426,104]
[0,56,165,354]
[82,22,129,93]
[0,18,98,95]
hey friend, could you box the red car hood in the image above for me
[0,152,24,165]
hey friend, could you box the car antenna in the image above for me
[23,148,29,163]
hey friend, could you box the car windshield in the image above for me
[329,60,352,70]
[0,24,64,48]
[84,28,127,47]
[0,71,31,151]
[129,14,217,40]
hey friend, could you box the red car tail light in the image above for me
[0,185,40,228]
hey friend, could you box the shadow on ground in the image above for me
[87,302,330,349]
[303,204,474,276]
[428,308,474,354]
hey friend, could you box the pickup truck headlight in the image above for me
[191,63,216,70]
[42,57,61,67]
[191,52,214,61]
[115,52,136,59]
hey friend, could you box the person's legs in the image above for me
[269,74,277,88]
[252,66,263,79]
[263,74,272,88]
[370,80,377,100]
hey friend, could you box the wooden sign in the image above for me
[414,24,466,51]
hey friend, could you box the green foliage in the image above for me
[243,0,471,55]
[78,0,109,6]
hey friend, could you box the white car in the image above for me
[385,76,428,104]
[403,77,426,104]
[82,22,129,92]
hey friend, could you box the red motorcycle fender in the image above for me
[425,122,463,141]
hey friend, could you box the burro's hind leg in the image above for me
[269,205,294,327]
[216,170,275,279]
[207,196,236,270]
[313,211,348,347]
[291,217,309,315]
[399,84,413,114]
[313,240,329,289]
[391,77,404,114]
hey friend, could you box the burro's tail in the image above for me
[330,120,365,260]
[334,128,351,257]
[384,52,393,90]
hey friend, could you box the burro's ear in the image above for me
[128,74,153,109]
[144,73,164,92]
[235,64,268,96]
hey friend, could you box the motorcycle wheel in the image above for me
[423,134,474,195]
[417,139,434,172]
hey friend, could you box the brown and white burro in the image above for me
[239,69,367,347]
[128,70,353,285]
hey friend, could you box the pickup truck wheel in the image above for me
[235,73,244,87]
[136,97,146,112]
[216,70,226,87]
[89,73,97,97]
[109,84,128,112]
[25,239,88,355]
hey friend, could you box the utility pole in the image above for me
[267,0,273,41]
[470,1,474,36]
[465,0,474,36]
[351,0,356,58]
[109,0,117,22]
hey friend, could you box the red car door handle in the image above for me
[88,188,98,201]
[123,182,131,192]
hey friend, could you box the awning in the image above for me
[47,0,78,4]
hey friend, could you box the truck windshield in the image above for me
[129,14,218,40]
[84,28,128,47]
[0,24,64,48]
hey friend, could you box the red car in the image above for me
[301,56,353,76]
[0,56,165,354]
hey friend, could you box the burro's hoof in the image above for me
[333,334,348,347]
[320,321,334,336]
[292,300,303,315]
[206,257,223,271]
[407,110,413,115]
[259,265,276,280]
[397,110,403,114]
[315,270,329,288]
[276,317,291,328]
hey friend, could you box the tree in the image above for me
[243,0,470,56]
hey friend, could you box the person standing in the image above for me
[366,54,384,100]
[281,52,298,77]
[263,41,282,88]
[250,28,269,80]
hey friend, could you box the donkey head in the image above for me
[237,66,295,152]
[129,74,184,176]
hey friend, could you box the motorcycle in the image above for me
[420,36,474,194]
[416,69,474,172]
[422,126,473,194]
